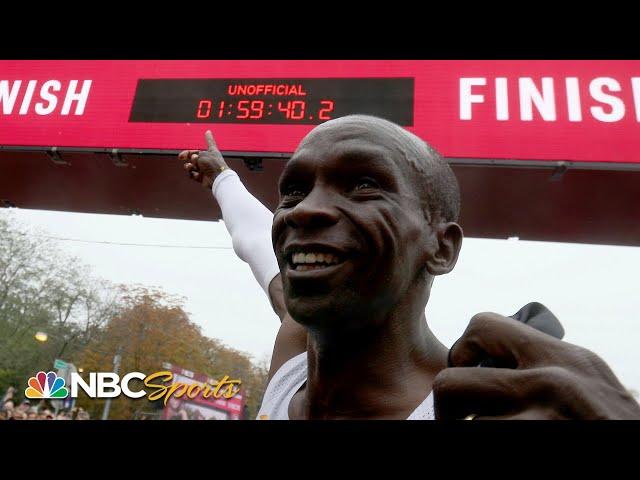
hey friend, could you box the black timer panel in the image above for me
[129,78,414,125]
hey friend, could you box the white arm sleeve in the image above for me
[212,169,280,295]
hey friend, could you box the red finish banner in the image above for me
[1,60,639,163]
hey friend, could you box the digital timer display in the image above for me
[129,78,414,125]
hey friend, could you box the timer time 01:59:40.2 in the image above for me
[128,78,414,125]
[195,99,335,122]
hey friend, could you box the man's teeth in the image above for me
[291,252,341,267]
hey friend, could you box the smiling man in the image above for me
[179,115,640,420]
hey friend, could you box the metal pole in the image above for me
[101,347,122,420]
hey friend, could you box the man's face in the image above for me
[272,119,436,331]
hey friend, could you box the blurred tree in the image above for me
[0,212,268,418]
[0,213,118,397]
[76,285,268,419]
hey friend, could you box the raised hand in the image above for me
[178,130,230,189]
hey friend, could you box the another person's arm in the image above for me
[433,312,640,419]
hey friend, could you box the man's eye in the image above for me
[353,178,380,191]
[282,186,307,198]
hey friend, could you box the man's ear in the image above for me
[425,222,463,276]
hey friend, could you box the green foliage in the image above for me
[0,212,268,419]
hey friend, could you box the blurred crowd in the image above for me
[0,386,90,420]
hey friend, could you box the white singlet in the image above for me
[257,352,436,420]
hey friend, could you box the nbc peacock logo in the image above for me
[25,371,69,399]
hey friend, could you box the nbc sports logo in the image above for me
[25,371,69,399]
[22,369,241,403]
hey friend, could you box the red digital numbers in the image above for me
[196,100,212,119]
[196,98,335,122]
[277,101,291,117]
[318,100,334,120]
[237,100,265,119]
[290,101,305,119]
[237,100,250,119]
[277,100,307,120]
[249,100,264,119]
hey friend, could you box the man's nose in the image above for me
[284,186,340,229]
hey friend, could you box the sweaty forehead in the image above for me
[298,118,404,151]
[290,119,413,172]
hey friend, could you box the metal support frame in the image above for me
[2,145,640,172]
[109,148,128,167]
[46,147,70,166]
